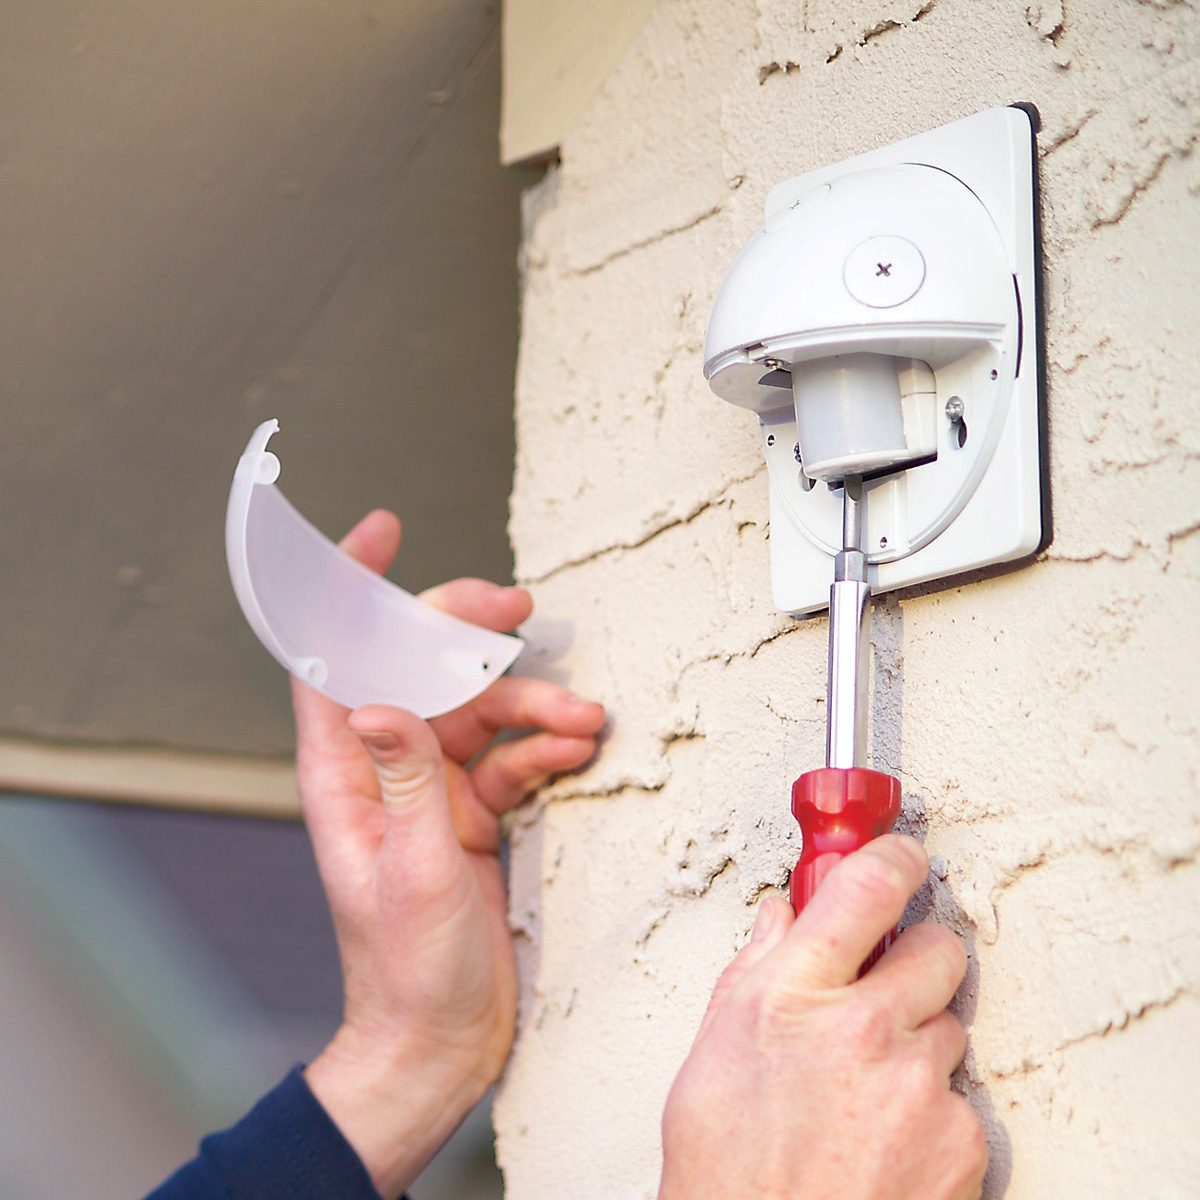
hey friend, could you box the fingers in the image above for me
[782,835,928,989]
[347,706,463,876]
[942,1093,990,1199]
[698,896,794,1038]
[420,578,532,632]
[913,1009,969,1078]
[432,675,606,763]
[469,732,599,815]
[860,920,968,1029]
[340,509,402,575]
[421,576,579,764]
[292,510,403,745]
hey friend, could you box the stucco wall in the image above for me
[496,3,1200,1197]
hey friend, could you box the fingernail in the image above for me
[358,731,397,751]
[751,899,778,943]
[568,692,601,709]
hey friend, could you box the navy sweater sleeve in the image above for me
[144,1066,390,1200]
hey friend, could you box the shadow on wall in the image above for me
[494,796,548,1184]
[907,874,1015,1199]
[874,596,1013,1198]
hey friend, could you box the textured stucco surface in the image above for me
[497,3,1200,1197]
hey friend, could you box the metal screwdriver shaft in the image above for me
[789,478,902,950]
[827,476,871,769]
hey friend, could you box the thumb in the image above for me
[347,706,462,881]
[698,895,794,1038]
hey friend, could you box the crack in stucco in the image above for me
[538,621,802,810]
[660,729,705,749]
[542,729,707,805]
[858,0,938,46]
[543,782,666,805]
[763,693,803,725]
[762,0,937,78]
[567,203,725,277]
[1025,0,1066,46]
[667,621,801,705]
[1166,518,1200,546]
[1041,109,1098,157]
[1045,500,1200,563]
[989,986,1190,1080]
[517,465,765,585]
[1091,132,1200,230]
[1048,332,1111,374]
[1047,542,1141,565]
[670,851,735,901]
[749,623,797,658]
[758,59,800,83]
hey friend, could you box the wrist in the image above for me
[305,1023,489,1199]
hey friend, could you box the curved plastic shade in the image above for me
[226,420,522,717]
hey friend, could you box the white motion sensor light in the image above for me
[705,106,1047,614]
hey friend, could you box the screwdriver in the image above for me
[790,476,902,967]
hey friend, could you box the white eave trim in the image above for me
[0,735,299,819]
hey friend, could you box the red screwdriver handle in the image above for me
[790,767,902,966]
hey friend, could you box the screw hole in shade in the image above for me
[256,452,281,485]
[294,656,328,687]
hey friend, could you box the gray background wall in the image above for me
[0,0,528,759]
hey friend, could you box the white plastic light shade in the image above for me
[226,420,522,717]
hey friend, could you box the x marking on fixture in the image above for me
[875,262,893,277]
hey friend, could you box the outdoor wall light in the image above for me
[704,106,1047,920]
[705,105,1047,615]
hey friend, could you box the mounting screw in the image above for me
[879,536,889,549]
[766,433,776,446]
[990,369,999,380]
[944,395,965,424]
[793,442,803,464]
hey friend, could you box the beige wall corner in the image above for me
[501,0,660,163]
[498,1,1200,1197]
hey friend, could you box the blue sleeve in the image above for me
[144,1066,390,1200]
